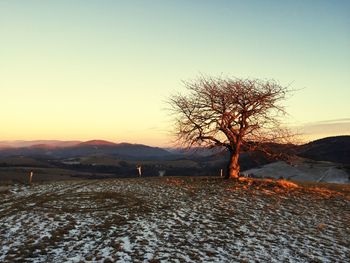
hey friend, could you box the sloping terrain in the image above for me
[242,159,350,184]
[0,177,349,262]
[298,136,350,164]
[0,140,172,159]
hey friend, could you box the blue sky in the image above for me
[0,1,349,145]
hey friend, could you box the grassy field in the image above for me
[0,177,349,262]
[0,166,119,184]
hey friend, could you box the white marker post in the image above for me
[220,169,223,177]
[29,171,33,184]
[137,165,142,177]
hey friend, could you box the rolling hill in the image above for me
[0,140,81,149]
[298,136,350,164]
[0,140,172,159]
[1,136,350,164]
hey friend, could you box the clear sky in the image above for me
[1,0,349,146]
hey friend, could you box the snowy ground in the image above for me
[0,177,349,262]
[242,160,350,184]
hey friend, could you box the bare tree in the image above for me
[169,76,293,179]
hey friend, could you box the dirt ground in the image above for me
[0,177,349,262]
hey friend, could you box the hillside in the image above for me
[0,177,349,262]
[242,159,349,184]
[0,140,172,159]
[0,136,349,184]
[1,136,349,162]
[0,140,81,149]
[298,136,350,164]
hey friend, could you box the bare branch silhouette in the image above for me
[169,76,295,178]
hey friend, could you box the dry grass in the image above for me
[0,167,115,184]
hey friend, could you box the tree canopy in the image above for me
[169,76,293,178]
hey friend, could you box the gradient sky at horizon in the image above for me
[1,0,349,146]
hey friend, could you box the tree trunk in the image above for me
[225,150,240,179]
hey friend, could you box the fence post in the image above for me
[136,165,142,177]
[29,171,33,184]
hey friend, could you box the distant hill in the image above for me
[58,142,172,159]
[0,140,81,149]
[0,140,172,159]
[0,136,349,164]
[78,140,117,147]
[298,136,350,164]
